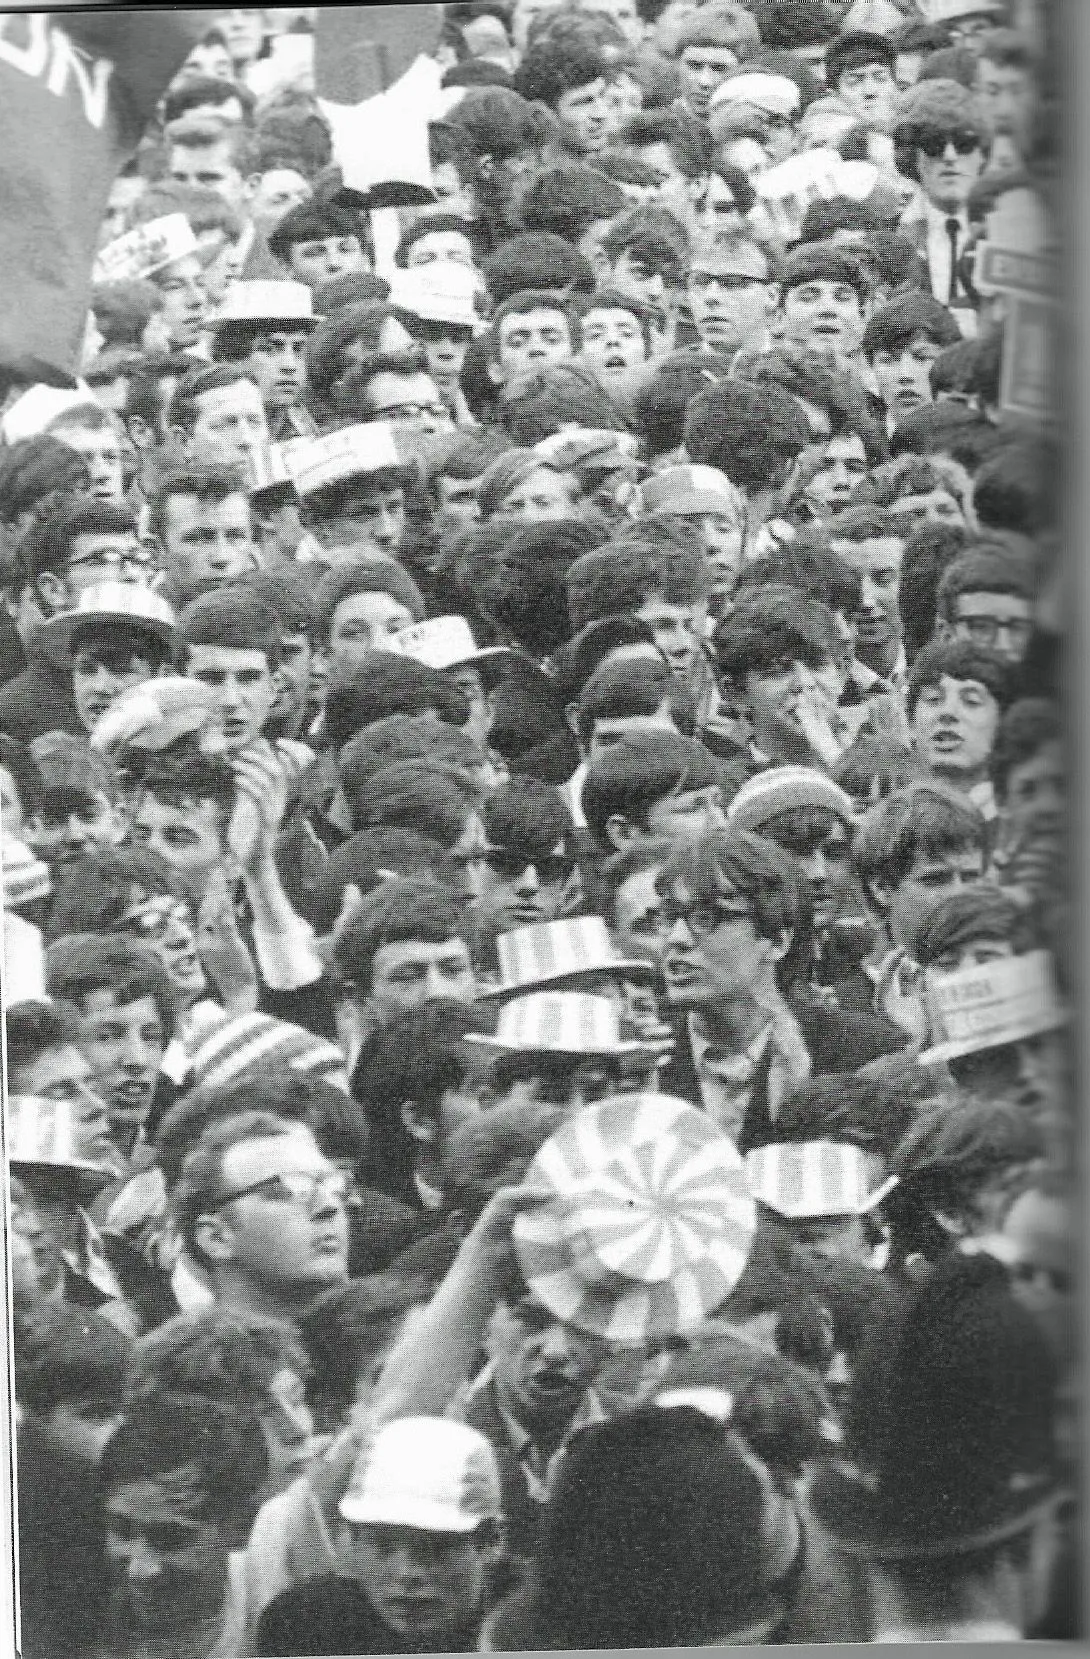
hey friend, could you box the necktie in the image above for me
[945,217,961,302]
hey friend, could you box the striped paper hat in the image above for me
[186,1010,349,1095]
[513,1093,757,1346]
[7,1095,113,1174]
[485,917,653,1000]
[465,992,659,1056]
[743,1141,895,1219]
[726,766,854,833]
[1,835,51,912]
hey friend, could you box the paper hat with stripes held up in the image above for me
[513,1093,757,1345]
[465,992,661,1056]
[484,917,654,1000]
[743,1140,896,1219]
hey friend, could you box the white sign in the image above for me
[923,950,1065,1058]
[92,213,197,284]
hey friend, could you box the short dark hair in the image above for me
[633,349,733,459]
[498,361,624,447]
[862,292,962,360]
[513,37,611,109]
[490,517,608,657]
[577,655,675,748]
[312,558,425,646]
[323,654,469,750]
[130,750,236,825]
[100,1392,269,1525]
[684,381,810,495]
[935,548,1035,624]
[0,435,90,528]
[779,244,871,307]
[906,638,1015,720]
[394,211,484,267]
[566,541,710,633]
[488,289,577,363]
[267,199,363,264]
[972,439,1057,537]
[45,846,184,941]
[657,826,812,989]
[852,781,988,897]
[989,697,1062,800]
[738,538,863,618]
[308,828,461,933]
[582,733,719,850]
[14,1301,130,1416]
[126,1308,309,1417]
[909,883,1030,967]
[343,758,476,843]
[482,776,572,857]
[179,587,283,668]
[13,499,138,591]
[44,934,178,1042]
[825,29,896,88]
[168,363,260,435]
[162,73,256,125]
[518,161,627,243]
[332,878,468,991]
[482,233,595,305]
[714,586,843,686]
[897,519,973,660]
[599,208,687,286]
[5,999,83,1086]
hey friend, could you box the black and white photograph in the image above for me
[0,1,1076,1654]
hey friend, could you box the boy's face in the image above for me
[130,793,228,903]
[10,1042,116,1170]
[71,625,163,734]
[187,643,277,751]
[578,305,647,379]
[493,307,573,383]
[743,653,841,754]
[106,1468,230,1635]
[344,1524,490,1643]
[495,465,580,523]
[686,261,773,355]
[947,588,1033,664]
[77,988,166,1150]
[679,44,739,118]
[243,327,310,413]
[50,421,126,502]
[781,277,866,359]
[288,234,367,288]
[634,594,705,679]
[888,487,966,533]
[975,58,1035,143]
[835,60,896,131]
[247,168,312,235]
[804,432,869,515]
[326,590,415,676]
[27,787,125,873]
[879,844,985,951]
[1001,738,1064,845]
[910,673,1001,779]
[916,131,985,211]
[555,76,617,155]
[871,331,942,420]
[829,533,907,659]
[154,254,209,349]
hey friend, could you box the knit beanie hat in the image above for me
[726,766,854,832]
[186,1008,348,1094]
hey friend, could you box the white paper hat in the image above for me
[1,384,101,445]
[513,1093,757,1345]
[212,279,316,328]
[387,264,488,332]
[340,1417,502,1530]
[38,582,180,669]
[92,213,199,285]
[485,916,653,999]
[709,71,801,119]
[382,614,509,676]
[465,992,659,1056]
[743,1141,895,1220]
[281,422,405,496]
[918,950,1067,1065]
[7,1094,112,1174]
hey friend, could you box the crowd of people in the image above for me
[0,1,1074,1653]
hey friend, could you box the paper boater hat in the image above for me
[918,950,1066,1065]
[38,582,180,668]
[212,279,317,329]
[465,991,662,1057]
[280,422,409,497]
[513,1093,757,1345]
[7,1095,112,1175]
[383,614,509,679]
[92,212,199,284]
[484,916,654,999]
[744,1141,897,1220]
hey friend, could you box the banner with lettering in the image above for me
[0,11,205,387]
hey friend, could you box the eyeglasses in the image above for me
[119,895,193,941]
[658,896,755,936]
[914,125,982,158]
[689,270,765,291]
[68,546,158,574]
[957,615,1033,649]
[483,845,571,883]
[215,1169,350,1210]
[373,401,449,422]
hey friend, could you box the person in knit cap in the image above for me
[892,78,991,313]
[810,1251,1069,1640]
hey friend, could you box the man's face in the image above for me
[450,664,493,750]
[645,783,726,848]
[130,794,227,903]
[1002,738,1064,845]
[71,626,163,733]
[805,433,869,515]
[406,228,477,269]
[578,305,647,380]
[270,631,313,730]
[187,644,277,751]
[949,589,1033,664]
[65,530,153,598]
[686,262,772,354]
[367,937,476,1025]
[160,491,257,600]
[365,370,451,437]
[154,255,209,349]
[419,323,474,398]
[27,788,125,873]
[287,235,367,288]
[789,1212,869,1264]
[698,514,745,614]
[10,1044,116,1169]
[690,171,747,241]
[836,60,896,131]
[326,590,415,676]
[106,1468,230,1634]
[831,533,906,661]
[51,423,125,501]
[169,139,245,213]
[307,483,406,562]
[437,474,482,528]
[679,44,739,119]
[890,487,966,533]
[634,594,705,679]
[609,248,669,314]
[916,131,985,211]
[555,77,617,155]
[345,1525,490,1645]
[475,839,570,933]
[488,1295,604,1434]
[881,844,985,951]
[975,59,1035,143]
[182,37,235,79]
[911,673,1001,779]
[494,465,579,523]
[872,332,941,420]
[660,874,782,1011]
[764,809,857,934]
[243,328,310,413]
[212,1127,350,1293]
[118,890,206,1003]
[186,379,269,479]
[781,277,866,359]
[247,168,312,236]
[493,307,573,381]
[77,989,165,1150]
[611,864,666,968]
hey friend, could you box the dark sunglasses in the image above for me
[914,125,981,158]
[484,845,571,883]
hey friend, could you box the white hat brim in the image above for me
[38,607,181,669]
